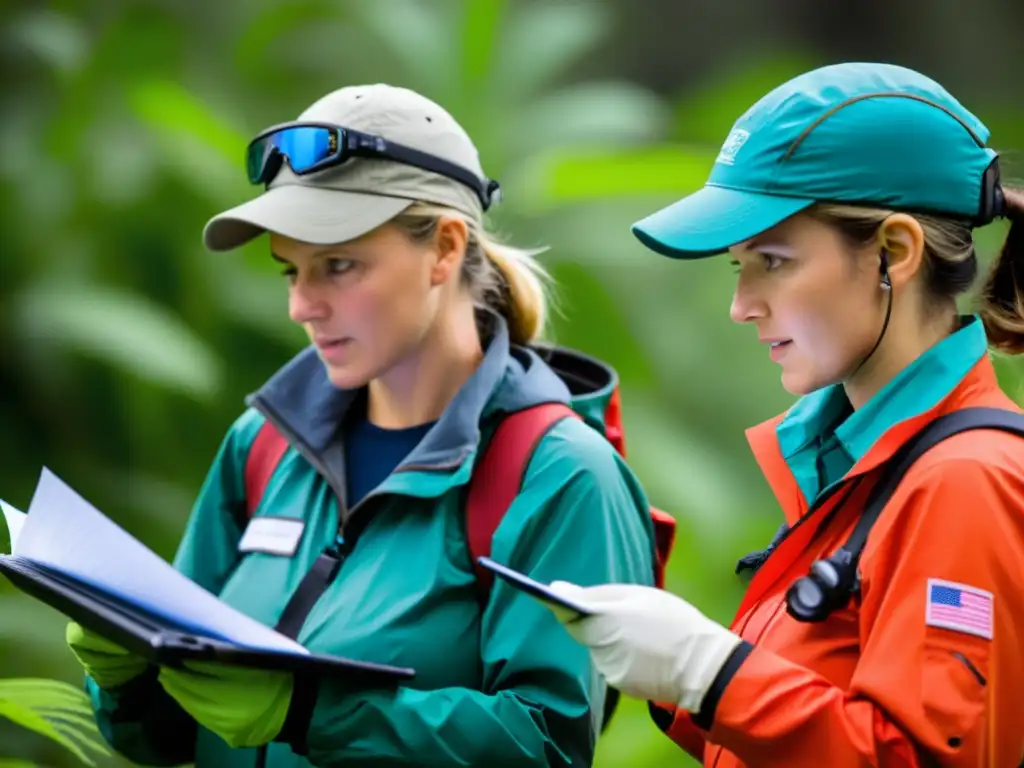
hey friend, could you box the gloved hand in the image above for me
[65,621,149,690]
[546,582,744,712]
[157,662,292,749]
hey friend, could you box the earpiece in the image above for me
[879,250,891,291]
[785,547,860,622]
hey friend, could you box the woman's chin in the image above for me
[780,366,833,398]
[322,360,371,391]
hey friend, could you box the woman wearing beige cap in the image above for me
[64,83,666,767]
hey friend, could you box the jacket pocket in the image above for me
[921,635,989,755]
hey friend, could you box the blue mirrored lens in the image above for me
[247,126,340,183]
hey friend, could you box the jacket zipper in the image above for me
[733,477,864,640]
[242,399,469,766]
[249,398,468,621]
[710,477,852,768]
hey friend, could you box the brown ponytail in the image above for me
[978,188,1024,353]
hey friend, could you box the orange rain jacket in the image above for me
[652,355,1024,767]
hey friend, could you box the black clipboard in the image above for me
[476,556,593,622]
[0,555,415,685]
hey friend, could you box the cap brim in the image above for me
[203,185,414,252]
[631,184,815,259]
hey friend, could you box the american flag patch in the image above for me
[925,578,993,640]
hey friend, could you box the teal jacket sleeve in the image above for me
[297,417,657,767]
[86,409,259,766]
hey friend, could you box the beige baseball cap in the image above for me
[202,83,494,252]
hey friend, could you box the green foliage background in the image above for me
[1,1,1021,765]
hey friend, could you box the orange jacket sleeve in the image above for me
[649,702,705,763]
[700,458,1024,767]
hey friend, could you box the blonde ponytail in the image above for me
[477,233,550,345]
[391,202,553,345]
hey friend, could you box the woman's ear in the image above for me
[430,216,469,287]
[876,213,926,289]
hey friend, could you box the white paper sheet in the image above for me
[13,468,307,655]
[0,499,26,553]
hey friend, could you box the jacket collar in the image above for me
[245,312,572,502]
[747,333,1005,525]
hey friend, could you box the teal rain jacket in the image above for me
[85,315,657,767]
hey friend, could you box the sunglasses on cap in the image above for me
[245,121,502,211]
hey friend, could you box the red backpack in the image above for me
[243,347,677,730]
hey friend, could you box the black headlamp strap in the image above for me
[977,156,1006,227]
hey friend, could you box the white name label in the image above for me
[238,517,306,557]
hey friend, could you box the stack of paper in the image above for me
[1,499,26,553]
[1,468,306,656]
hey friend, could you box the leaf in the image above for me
[234,0,344,82]
[545,260,655,390]
[513,144,714,211]
[7,9,90,75]
[202,254,303,347]
[81,117,158,206]
[129,79,254,206]
[130,79,247,165]
[494,2,610,104]
[672,52,820,145]
[346,0,456,99]
[12,282,223,400]
[507,82,670,158]
[0,678,110,766]
[459,0,505,91]
[617,390,761,542]
[0,595,71,651]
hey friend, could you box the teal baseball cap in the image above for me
[633,62,1004,259]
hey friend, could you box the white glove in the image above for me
[548,581,743,712]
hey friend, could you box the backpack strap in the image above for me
[466,403,578,601]
[649,507,677,589]
[244,419,290,519]
[844,406,1024,561]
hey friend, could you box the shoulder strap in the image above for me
[244,419,290,519]
[846,407,1024,558]
[466,403,578,601]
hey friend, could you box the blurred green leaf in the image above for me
[347,0,457,98]
[13,282,223,400]
[496,2,610,103]
[131,79,247,163]
[508,82,670,157]
[621,390,759,541]
[459,0,504,89]
[672,52,820,145]
[0,514,10,556]
[547,260,656,389]
[517,144,714,211]
[7,10,90,75]
[0,678,110,766]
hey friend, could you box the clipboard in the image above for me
[0,555,415,685]
[476,556,593,622]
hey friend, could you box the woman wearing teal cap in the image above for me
[545,63,1024,767]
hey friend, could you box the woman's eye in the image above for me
[281,266,297,281]
[327,258,354,275]
[763,253,784,270]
